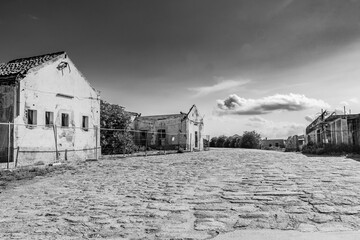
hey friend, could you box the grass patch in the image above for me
[0,164,76,189]
[302,142,360,156]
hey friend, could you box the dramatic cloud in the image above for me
[247,116,305,138]
[216,93,330,115]
[189,79,250,97]
[305,115,313,122]
[28,14,39,20]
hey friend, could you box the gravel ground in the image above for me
[1,148,360,239]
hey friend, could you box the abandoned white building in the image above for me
[305,111,360,146]
[260,138,286,149]
[285,135,305,151]
[131,105,204,151]
[0,51,100,167]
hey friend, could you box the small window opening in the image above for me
[61,113,69,127]
[27,109,37,125]
[158,129,166,138]
[45,111,54,126]
[82,116,89,130]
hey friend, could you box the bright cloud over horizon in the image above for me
[215,93,330,115]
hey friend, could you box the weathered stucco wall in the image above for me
[3,54,100,167]
[261,139,285,148]
[134,116,187,149]
[134,106,204,151]
[186,106,204,151]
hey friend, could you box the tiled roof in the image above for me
[0,51,65,77]
[137,113,186,120]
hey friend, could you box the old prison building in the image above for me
[132,105,205,151]
[0,51,100,167]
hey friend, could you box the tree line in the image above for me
[210,131,261,149]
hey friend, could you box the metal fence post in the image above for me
[178,131,180,150]
[53,124,59,161]
[145,131,148,157]
[95,126,98,160]
[7,122,10,169]
[190,133,192,152]
[123,129,126,158]
[15,146,19,168]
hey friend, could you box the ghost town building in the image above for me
[305,111,360,146]
[0,51,100,168]
[285,135,305,151]
[131,105,204,151]
[260,138,286,149]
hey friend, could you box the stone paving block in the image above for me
[252,196,273,201]
[297,223,318,232]
[194,218,228,231]
[254,191,304,197]
[231,204,259,212]
[193,204,229,211]
[285,206,312,214]
[238,212,270,219]
[316,222,355,232]
[340,215,360,226]
[314,205,337,214]
[234,218,252,228]
[309,214,334,223]
[336,206,360,215]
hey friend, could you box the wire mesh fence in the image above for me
[100,128,206,157]
[0,122,99,169]
[0,122,211,168]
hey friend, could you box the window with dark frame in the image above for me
[61,113,69,127]
[158,129,166,138]
[27,109,37,125]
[45,111,54,126]
[82,116,89,130]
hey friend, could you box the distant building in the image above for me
[285,135,305,151]
[132,105,204,151]
[0,51,100,167]
[260,138,285,149]
[305,111,360,146]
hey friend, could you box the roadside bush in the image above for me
[100,100,136,154]
[210,137,218,147]
[240,131,261,149]
[302,142,360,155]
[230,136,241,148]
[223,137,233,148]
[216,135,227,148]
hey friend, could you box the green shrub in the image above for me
[302,142,360,155]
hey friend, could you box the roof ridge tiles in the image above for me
[0,51,65,78]
[7,51,65,63]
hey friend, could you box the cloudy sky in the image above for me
[1,0,360,138]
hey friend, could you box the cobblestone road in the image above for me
[1,149,360,239]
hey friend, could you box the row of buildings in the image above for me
[305,110,360,146]
[0,51,204,167]
[260,110,360,151]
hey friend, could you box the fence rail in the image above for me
[0,122,99,169]
[100,128,210,157]
[0,122,210,169]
